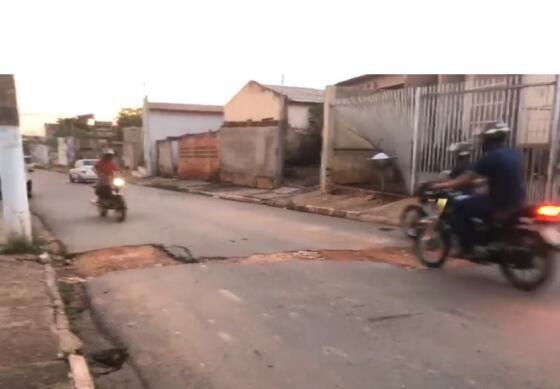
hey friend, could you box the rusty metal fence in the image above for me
[326,75,560,202]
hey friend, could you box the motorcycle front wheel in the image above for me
[400,204,424,239]
[415,221,451,268]
[114,196,127,223]
[98,206,108,217]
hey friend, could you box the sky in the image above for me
[2,0,559,135]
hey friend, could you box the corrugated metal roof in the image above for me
[261,84,324,103]
[147,102,223,114]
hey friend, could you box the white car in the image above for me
[69,159,98,183]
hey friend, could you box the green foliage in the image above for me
[55,117,95,139]
[0,229,46,255]
[58,281,84,334]
[116,107,142,128]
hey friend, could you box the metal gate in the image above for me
[414,75,560,201]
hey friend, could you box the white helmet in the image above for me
[102,148,115,156]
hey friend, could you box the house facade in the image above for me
[220,81,323,188]
[142,99,224,175]
[225,81,323,164]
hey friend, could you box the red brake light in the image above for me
[535,205,560,221]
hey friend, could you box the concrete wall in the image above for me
[287,104,310,128]
[170,139,179,174]
[284,128,321,166]
[225,82,283,122]
[122,126,143,169]
[143,106,223,175]
[220,126,283,189]
[30,144,50,165]
[57,138,68,166]
[123,126,142,143]
[157,140,174,177]
[323,86,415,193]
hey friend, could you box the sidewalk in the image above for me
[0,212,92,389]
[0,255,72,389]
[128,175,416,226]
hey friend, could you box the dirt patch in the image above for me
[320,247,471,269]
[232,250,322,264]
[233,246,472,270]
[71,245,176,278]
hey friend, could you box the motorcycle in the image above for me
[415,189,559,291]
[91,177,127,222]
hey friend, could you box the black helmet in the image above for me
[481,121,510,151]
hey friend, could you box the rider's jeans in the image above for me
[450,195,492,253]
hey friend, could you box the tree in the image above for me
[116,108,142,128]
[54,116,95,138]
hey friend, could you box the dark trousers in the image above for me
[450,195,492,252]
[95,185,112,199]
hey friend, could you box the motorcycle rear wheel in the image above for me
[415,222,451,268]
[114,196,127,222]
[500,246,555,291]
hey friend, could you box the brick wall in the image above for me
[178,132,220,181]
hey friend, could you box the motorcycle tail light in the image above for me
[535,205,560,221]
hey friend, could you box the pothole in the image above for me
[61,245,178,279]
[231,246,472,269]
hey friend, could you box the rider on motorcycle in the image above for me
[94,149,119,202]
[448,142,472,179]
[433,122,527,258]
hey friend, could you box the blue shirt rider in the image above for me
[434,122,526,258]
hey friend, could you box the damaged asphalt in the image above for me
[33,170,560,388]
[30,170,404,257]
[84,260,560,389]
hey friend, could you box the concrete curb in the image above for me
[133,179,401,227]
[32,214,66,255]
[137,181,400,226]
[45,263,94,389]
[69,354,95,389]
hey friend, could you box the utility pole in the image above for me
[0,75,31,240]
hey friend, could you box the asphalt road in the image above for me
[31,170,560,388]
[88,261,560,389]
[30,170,403,257]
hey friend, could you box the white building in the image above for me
[142,98,224,175]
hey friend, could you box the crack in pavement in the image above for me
[367,312,421,323]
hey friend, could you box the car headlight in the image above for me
[113,177,126,188]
